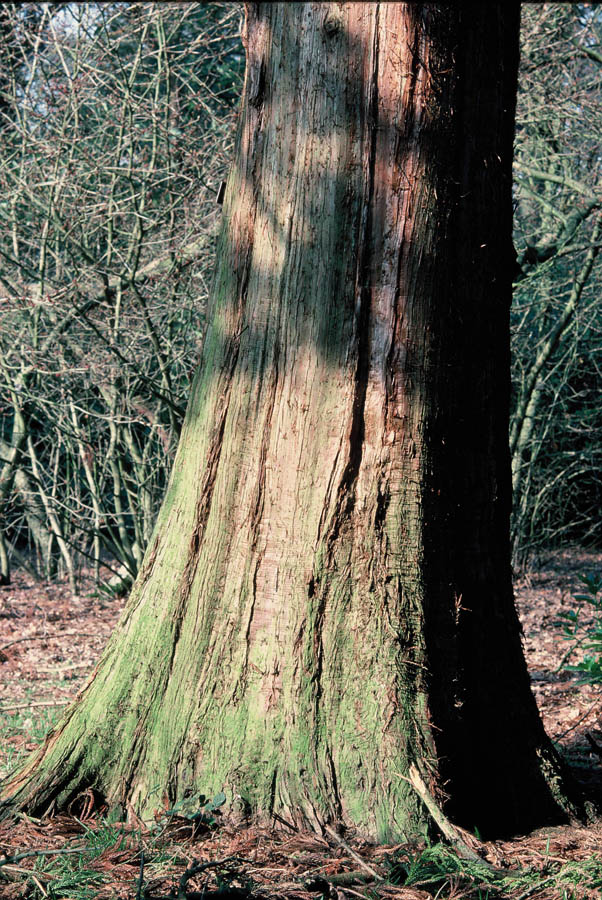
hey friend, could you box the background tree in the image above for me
[0,2,243,587]
[1,4,587,840]
[0,1,51,584]
[511,4,601,565]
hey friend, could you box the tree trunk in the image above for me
[1,3,587,840]
[13,467,55,578]
[0,530,9,585]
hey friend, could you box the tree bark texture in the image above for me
[1,3,586,840]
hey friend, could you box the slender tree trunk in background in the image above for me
[0,399,27,585]
[13,467,56,578]
[0,531,9,585]
[1,3,588,840]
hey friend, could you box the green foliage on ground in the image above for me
[3,830,601,900]
[387,841,602,899]
[0,701,63,779]
[557,573,602,684]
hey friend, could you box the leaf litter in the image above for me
[0,549,601,899]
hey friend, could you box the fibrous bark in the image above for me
[1,3,587,840]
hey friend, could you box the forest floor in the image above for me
[0,548,601,899]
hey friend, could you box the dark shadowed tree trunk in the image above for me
[1,3,588,840]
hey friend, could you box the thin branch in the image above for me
[572,40,602,66]
[515,163,599,200]
[323,825,383,882]
[0,700,69,712]
[397,765,494,869]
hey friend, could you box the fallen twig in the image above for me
[0,631,92,654]
[0,700,69,712]
[515,876,556,900]
[398,764,494,869]
[305,870,374,889]
[177,857,245,900]
[556,696,600,740]
[30,872,48,897]
[0,846,91,868]
[323,824,382,881]
[271,811,297,832]
[36,662,90,672]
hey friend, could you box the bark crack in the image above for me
[325,6,380,546]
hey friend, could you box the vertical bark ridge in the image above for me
[296,7,382,828]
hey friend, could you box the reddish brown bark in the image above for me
[1,4,588,840]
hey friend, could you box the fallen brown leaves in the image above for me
[515,548,602,791]
[0,571,121,713]
[0,815,428,900]
[1,550,601,899]
[1,813,601,900]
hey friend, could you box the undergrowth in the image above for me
[0,700,62,779]
[557,573,602,683]
[2,574,602,898]
[25,818,184,900]
[387,842,602,899]
[2,828,601,900]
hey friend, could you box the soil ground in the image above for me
[0,548,601,899]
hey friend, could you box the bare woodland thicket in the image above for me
[512,5,601,563]
[0,3,243,588]
[0,3,600,588]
